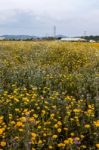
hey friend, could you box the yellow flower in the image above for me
[14,136,19,140]
[94,120,99,127]
[64,128,68,131]
[81,145,87,149]
[0,116,3,123]
[29,117,35,122]
[88,105,91,108]
[43,133,47,137]
[64,140,69,144]
[68,138,73,144]
[48,145,53,149]
[31,133,37,141]
[41,110,46,114]
[80,135,84,139]
[19,128,24,132]
[33,114,38,118]
[52,135,58,139]
[57,128,61,133]
[96,144,99,148]
[75,137,80,141]
[73,109,81,113]
[38,126,41,129]
[58,143,65,147]
[54,124,58,128]
[15,108,20,112]
[84,124,90,128]
[10,121,15,125]
[31,133,37,138]
[57,121,62,126]
[50,114,55,118]
[0,128,4,135]
[16,121,23,127]
[38,140,43,144]
[14,98,19,102]
[1,141,6,147]
[70,133,75,136]
[21,117,26,122]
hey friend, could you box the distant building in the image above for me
[60,37,86,42]
[89,40,96,43]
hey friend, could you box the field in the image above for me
[0,41,99,150]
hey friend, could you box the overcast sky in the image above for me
[0,0,99,36]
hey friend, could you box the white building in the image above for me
[61,37,86,42]
[89,40,95,43]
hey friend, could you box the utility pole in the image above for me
[84,30,87,38]
[53,25,56,38]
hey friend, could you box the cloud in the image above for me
[0,10,56,35]
[0,0,99,35]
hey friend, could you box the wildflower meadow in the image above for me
[0,41,99,150]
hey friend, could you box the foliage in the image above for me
[0,41,99,149]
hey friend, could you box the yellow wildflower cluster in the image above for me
[0,41,98,149]
[0,87,98,149]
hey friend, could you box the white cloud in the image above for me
[0,0,99,35]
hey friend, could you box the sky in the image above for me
[0,0,99,36]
